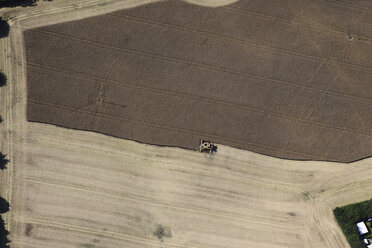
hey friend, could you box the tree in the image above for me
[0,153,9,171]
[0,19,9,39]
[0,198,9,214]
[0,72,6,87]
[0,216,10,248]
[0,0,38,8]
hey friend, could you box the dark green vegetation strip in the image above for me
[0,0,37,8]
[334,198,372,248]
[0,153,9,171]
[0,0,52,8]
[0,198,9,248]
[0,72,7,87]
[0,91,9,247]
[0,216,9,248]
[0,19,9,39]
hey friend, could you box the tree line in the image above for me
[0,13,10,246]
[0,197,10,248]
[0,117,10,248]
[0,133,10,248]
[0,136,10,247]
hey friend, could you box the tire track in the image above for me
[20,217,197,248]
[23,177,297,230]
[24,134,304,193]
[109,13,372,73]
[24,130,312,192]
[317,0,372,15]
[224,5,372,42]
[26,62,372,138]
[28,28,372,105]
[13,0,119,22]
[26,99,334,161]
[109,13,324,63]
[322,178,372,198]
[24,171,296,223]
[10,240,65,248]
[25,144,302,193]
[3,33,14,234]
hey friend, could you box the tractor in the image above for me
[199,140,217,154]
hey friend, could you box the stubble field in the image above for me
[9,122,372,248]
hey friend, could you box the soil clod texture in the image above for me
[25,0,372,162]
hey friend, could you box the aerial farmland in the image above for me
[1,0,372,248]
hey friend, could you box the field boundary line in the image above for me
[26,99,334,161]
[4,31,15,234]
[26,62,372,138]
[12,0,125,22]
[28,28,372,105]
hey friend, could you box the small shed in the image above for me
[357,221,369,235]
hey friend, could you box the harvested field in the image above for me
[25,0,372,163]
[9,122,372,248]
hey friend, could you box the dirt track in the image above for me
[25,0,372,162]
[2,1,372,248]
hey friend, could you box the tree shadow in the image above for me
[0,19,9,39]
[0,153,9,171]
[0,198,9,215]
[0,216,10,248]
[0,0,37,8]
[0,72,7,87]
[0,0,53,8]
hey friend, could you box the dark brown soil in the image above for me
[24,0,372,162]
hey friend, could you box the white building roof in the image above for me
[367,244,372,248]
[357,221,369,235]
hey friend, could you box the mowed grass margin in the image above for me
[334,198,372,248]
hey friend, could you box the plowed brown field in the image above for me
[25,0,372,162]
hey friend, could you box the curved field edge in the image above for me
[23,0,372,163]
